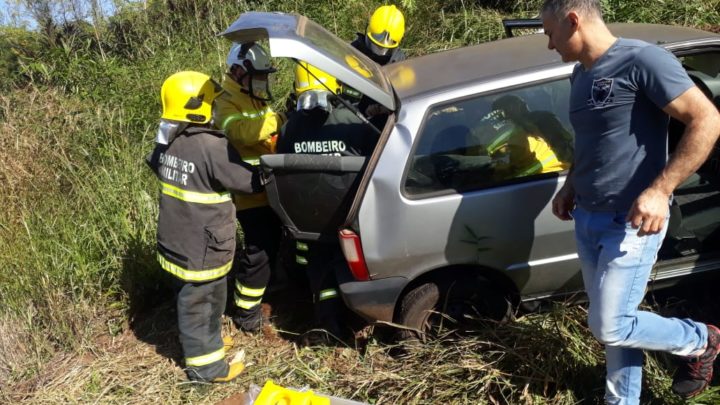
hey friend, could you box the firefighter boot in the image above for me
[222,335,234,351]
[212,360,245,383]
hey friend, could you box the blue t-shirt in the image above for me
[569,38,694,211]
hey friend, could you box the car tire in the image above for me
[396,282,441,342]
[396,276,512,341]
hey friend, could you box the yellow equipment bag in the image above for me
[253,380,330,405]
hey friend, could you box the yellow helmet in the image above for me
[366,5,405,50]
[160,71,222,124]
[293,61,340,97]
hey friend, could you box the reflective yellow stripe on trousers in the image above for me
[318,289,338,301]
[235,281,265,298]
[235,296,262,309]
[161,182,231,204]
[157,253,232,282]
[185,347,225,367]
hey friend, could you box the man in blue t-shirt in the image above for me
[541,0,720,403]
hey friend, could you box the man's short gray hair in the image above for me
[541,0,603,20]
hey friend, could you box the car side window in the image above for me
[405,78,575,195]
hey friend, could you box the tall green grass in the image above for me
[1,0,719,401]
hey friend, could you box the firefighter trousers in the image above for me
[175,276,228,381]
[233,206,281,318]
[294,240,347,335]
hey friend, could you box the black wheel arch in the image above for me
[391,264,520,324]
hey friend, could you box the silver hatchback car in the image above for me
[221,13,720,335]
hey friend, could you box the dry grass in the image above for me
[6,291,717,405]
[2,2,720,404]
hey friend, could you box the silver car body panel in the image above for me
[219,12,395,110]
[360,65,582,298]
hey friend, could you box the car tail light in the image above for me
[339,229,370,281]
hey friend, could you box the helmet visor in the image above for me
[369,40,391,57]
[369,30,399,48]
[249,76,273,102]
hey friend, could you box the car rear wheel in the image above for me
[396,275,513,341]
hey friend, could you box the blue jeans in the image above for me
[572,206,707,405]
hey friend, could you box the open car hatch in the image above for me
[219,11,395,110]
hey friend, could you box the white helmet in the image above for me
[226,42,276,74]
[226,42,276,101]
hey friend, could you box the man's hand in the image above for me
[552,183,575,220]
[626,186,670,235]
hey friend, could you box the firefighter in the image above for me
[276,62,378,338]
[351,4,407,66]
[349,5,406,129]
[147,71,260,382]
[491,94,574,163]
[278,62,378,156]
[213,42,285,332]
[482,95,571,180]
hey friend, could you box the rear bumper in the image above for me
[338,276,408,323]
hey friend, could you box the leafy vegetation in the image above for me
[1,0,719,403]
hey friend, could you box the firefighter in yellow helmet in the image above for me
[213,42,285,333]
[352,4,407,66]
[280,61,377,156]
[485,94,572,180]
[147,71,260,382]
[277,62,379,339]
[348,5,406,129]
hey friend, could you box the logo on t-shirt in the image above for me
[589,78,614,107]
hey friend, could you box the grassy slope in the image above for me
[1,0,719,403]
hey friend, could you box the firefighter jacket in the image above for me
[276,102,379,157]
[213,74,285,211]
[486,117,569,179]
[146,126,261,282]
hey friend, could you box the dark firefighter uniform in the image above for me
[147,126,260,381]
[350,33,407,66]
[277,100,378,335]
[349,32,406,130]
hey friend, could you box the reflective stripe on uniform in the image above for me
[296,255,308,265]
[242,156,260,166]
[157,253,232,282]
[517,154,559,177]
[161,182,231,204]
[235,295,262,309]
[486,127,514,155]
[235,281,265,298]
[185,347,225,367]
[318,289,338,301]
[296,241,309,251]
[220,107,274,130]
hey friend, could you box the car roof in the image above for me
[385,23,720,101]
